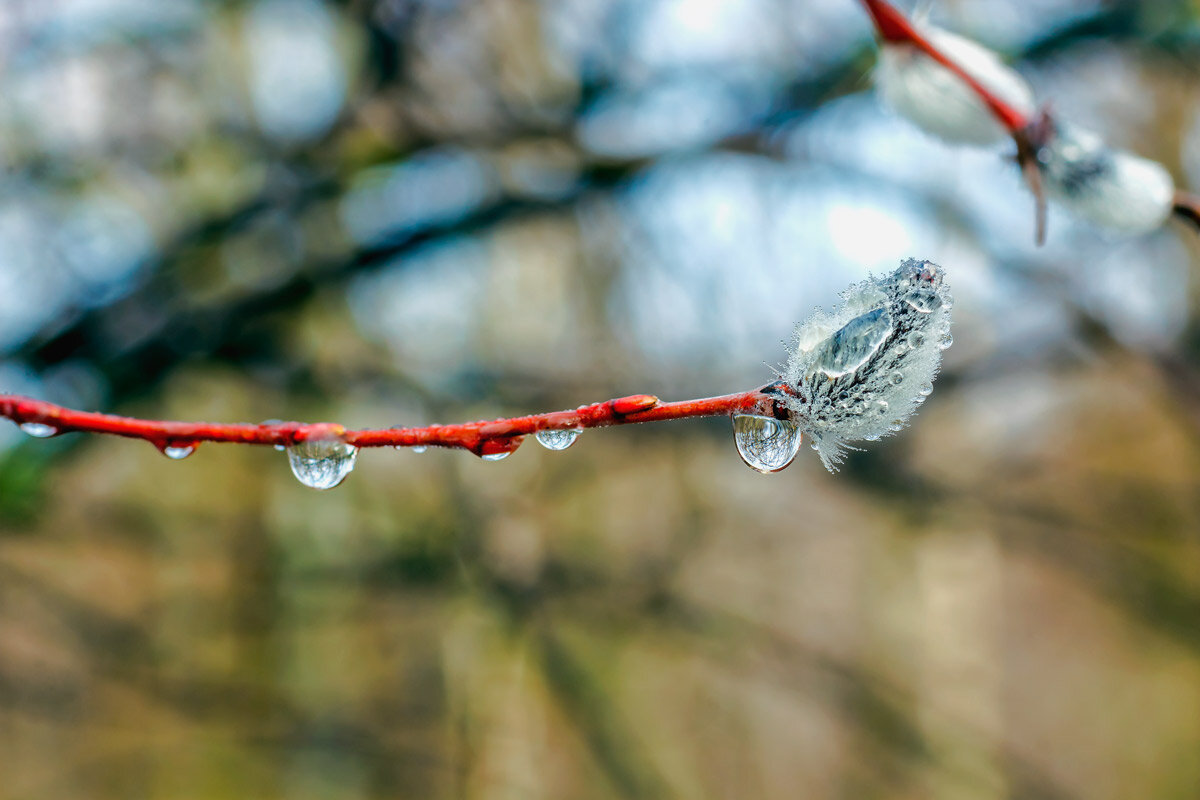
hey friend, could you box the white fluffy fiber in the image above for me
[784,259,952,471]
[1038,124,1176,233]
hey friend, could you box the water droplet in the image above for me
[732,414,802,474]
[888,420,905,433]
[412,445,428,454]
[938,332,954,350]
[815,307,893,378]
[909,332,926,349]
[875,399,890,415]
[941,293,955,310]
[919,382,934,397]
[19,422,57,438]
[162,444,195,460]
[286,439,358,490]
[889,371,904,386]
[481,451,510,461]
[535,428,581,451]
[904,288,942,313]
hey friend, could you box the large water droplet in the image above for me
[815,307,893,378]
[938,332,954,350]
[481,451,510,461]
[162,444,195,460]
[19,422,57,438]
[732,414,802,474]
[535,428,581,451]
[904,288,943,313]
[286,439,358,490]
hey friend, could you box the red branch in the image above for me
[858,0,1030,133]
[0,387,792,458]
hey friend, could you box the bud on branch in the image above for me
[860,0,1198,243]
[1,260,954,487]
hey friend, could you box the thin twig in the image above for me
[0,386,791,457]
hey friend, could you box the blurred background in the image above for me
[1,0,1199,797]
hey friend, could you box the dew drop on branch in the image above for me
[535,428,581,451]
[287,439,358,490]
[481,451,511,462]
[19,422,57,438]
[732,414,802,474]
[411,445,428,454]
[162,444,196,460]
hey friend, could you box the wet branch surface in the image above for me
[0,387,787,457]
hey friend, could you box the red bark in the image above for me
[0,387,791,456]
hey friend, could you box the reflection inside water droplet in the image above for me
[162,444,195,460]
[19,422,57,438]
[732,414,802,474]
[481,451,510,462]
[535,428,581,451]
[287,439,358,490]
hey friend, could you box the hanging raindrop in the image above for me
[535,428,581,451]
[286,439,358,490]
[481,451,510,462]
[732,414,802,474]
[411,445,428,454]
[19,422,57,438]
[162,444,195,460]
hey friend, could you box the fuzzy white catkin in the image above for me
[784,258,952,472]
[875,26,1035,145]
[1036,122,1177,234]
